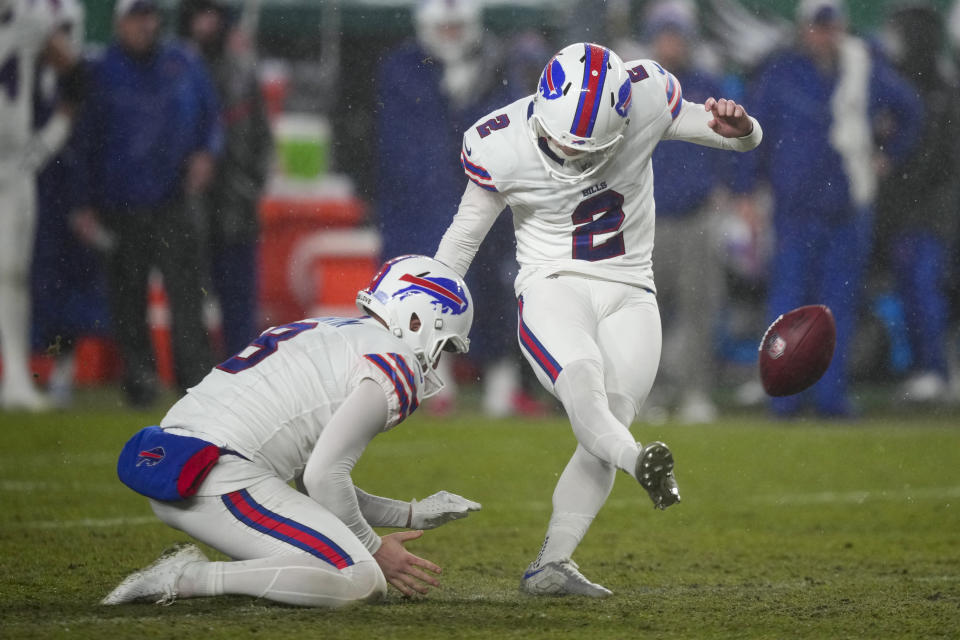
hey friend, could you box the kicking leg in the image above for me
[597,289,680,509]
[518,278,641,473]
[517,278,651,596]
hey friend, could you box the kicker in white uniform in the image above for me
[435,42,762,597]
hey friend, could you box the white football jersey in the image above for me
[0,0,72,162]
[161,317,424,483]
[454,58,758,295]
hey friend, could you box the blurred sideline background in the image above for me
[9,0,960,417]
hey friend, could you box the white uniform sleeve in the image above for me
[301,378,391,555]
[434,181,508,277]
[355,487,409,528]
[662,99,763,151]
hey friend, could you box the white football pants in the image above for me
[0,169,41,402]
[516,274,662,565]
[150,458,386,608]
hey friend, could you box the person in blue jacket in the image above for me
[872,4,960,403]
[71,0,222,408]
[374,0,544,416]
[31,61,111,408]
[178,0,273,361]
[733,0,922,418]
[641,0,732,424]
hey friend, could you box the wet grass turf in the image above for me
[1,391,959,638]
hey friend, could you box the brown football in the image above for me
[758,305,836,397]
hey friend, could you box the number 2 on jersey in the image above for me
[571,190,626,261]
[217,321,318,373]
[475,114,510,138]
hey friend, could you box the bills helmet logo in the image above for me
[539,57,565,100]
[765,333,787,360]
[137,447,165,467]
[614,78,632,118]
[395,273,469,315]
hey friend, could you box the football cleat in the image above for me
[636,441,681,510]
[101,543,207,605]
[520,559,612,598]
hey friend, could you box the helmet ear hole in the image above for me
[409,313,422,332]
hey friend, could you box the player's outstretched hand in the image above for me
[704,97,754,138]
[409,490,482,529]
[374,530,441,596]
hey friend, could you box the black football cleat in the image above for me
[636,441,681,510]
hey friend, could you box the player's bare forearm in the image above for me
[704,97,754,138]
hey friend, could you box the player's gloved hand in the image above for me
[408,490,481,529]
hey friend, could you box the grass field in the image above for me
[2,390,959,639]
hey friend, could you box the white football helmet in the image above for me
[529,43,633,183]
[357,255,473,395]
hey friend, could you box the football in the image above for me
[758,305,836,397]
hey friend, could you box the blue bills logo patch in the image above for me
[137,447,165,467]
[396,273,469,315]
[539,57,565,100]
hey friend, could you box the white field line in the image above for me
[7,576,960,632]
[0,452,121,466]
[753,485,960,506]
[4,606,281,629]
[5,483,959,531]
[599,486,960,509]
[514,485,960,512]
[8,515,158,529]
[0,480,119,492]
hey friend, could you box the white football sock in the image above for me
[482,357,520,417]
[178,556,386,608]
[535,445,616,566]
[0,278,37,397]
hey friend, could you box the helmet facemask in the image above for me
[530,115,626,184]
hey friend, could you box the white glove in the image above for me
[409,490,481,530]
